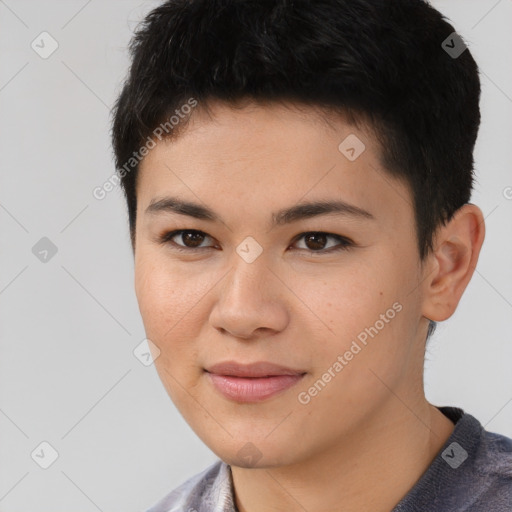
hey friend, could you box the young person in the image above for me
[111,1,512,510]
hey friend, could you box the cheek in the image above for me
[134,256,211,407]
[134,255,209,357]
[303,261,395,340]
[302,258,414,385]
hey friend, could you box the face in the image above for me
[134,100,430,468]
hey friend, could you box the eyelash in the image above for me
[158,229,354,254]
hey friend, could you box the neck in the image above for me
[231,400,455,512]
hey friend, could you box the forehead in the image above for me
[136,100,412,231]
[161,99,373,158]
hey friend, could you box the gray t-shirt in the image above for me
[145,406,512,511]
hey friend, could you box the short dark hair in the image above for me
[112,0,481,260]
[111,0,480,307]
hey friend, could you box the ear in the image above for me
[421,204,485,322]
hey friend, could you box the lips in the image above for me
[205,360,306,378]
[204,361,306,402]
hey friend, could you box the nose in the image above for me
[209,256,289,340]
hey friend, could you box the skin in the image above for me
[133,99,485,512]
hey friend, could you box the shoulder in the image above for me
[467,427,512,509]
[144,459,235,512]
[393,407,512,512]
[441,407,512,510]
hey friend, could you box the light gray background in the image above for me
[0,0,511,510]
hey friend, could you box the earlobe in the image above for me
[422,204,485,322]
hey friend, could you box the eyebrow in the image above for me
[145,196,374,227]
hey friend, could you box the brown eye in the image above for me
[179,231,207,248]
[304,233,328,250]
[160,230,214,250]
[159,230,353,254]
[292,232,353,253]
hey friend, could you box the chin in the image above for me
[204,434,300,470]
